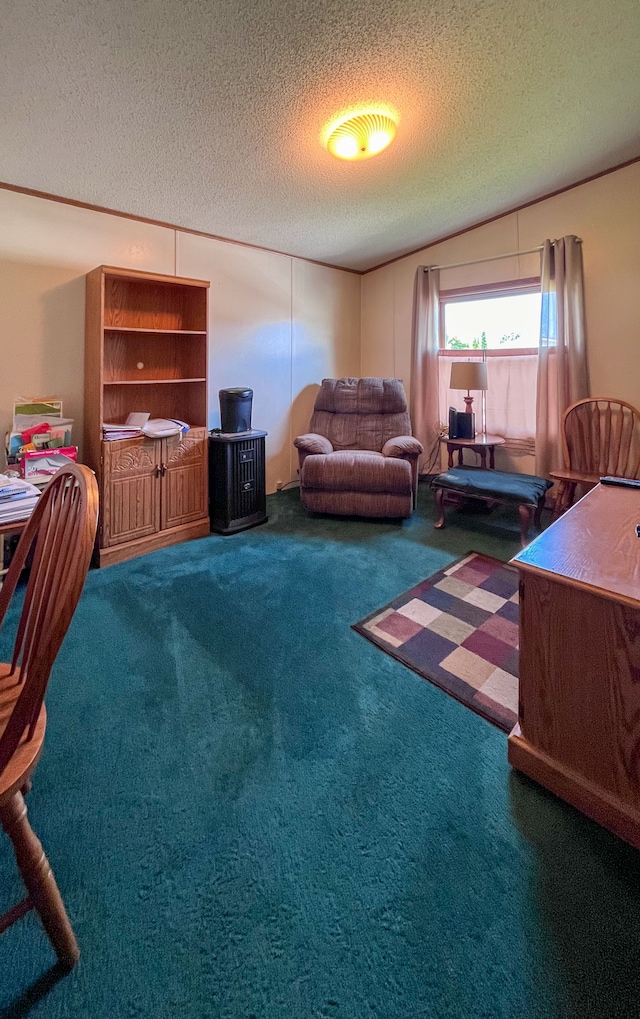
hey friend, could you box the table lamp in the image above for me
[449,361,488,439]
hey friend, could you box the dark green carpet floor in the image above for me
[1,485,640,1018]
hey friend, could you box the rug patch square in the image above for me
[446,598,492,629]
[376,610,423,644]
[440,646,496,689]
[363,608,405,648]
[500,646,519,677]
[451,564,494,587]
[479,569,519,600]
[463,587,507,613]
[402,627,458,672]
[397,598,442,628]
[462,629,513,668]
[478,667,520,715]
[418,586,456,614]
[444,553,478,575]
[450,554,495,578]
[478,613,519,649]
[435,576,475,599]
[427,612,476,646]
[353,552,519,732]
[474,690,517,730]
[394,576,434,603]
[496,600,520,624]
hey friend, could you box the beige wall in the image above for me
[1,163,636,496]
[361,161,640,473]
[0,188,360,493]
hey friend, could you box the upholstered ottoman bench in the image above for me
[432,466,553,547]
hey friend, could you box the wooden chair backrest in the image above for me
[0,464,98,777]
[560,398,640,480]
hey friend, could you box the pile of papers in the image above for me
[6,398,73,458]
[102,415,190,441]
[0,475,41,524]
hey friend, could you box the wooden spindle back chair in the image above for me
[550,398,640,517]
[0,464,98,968]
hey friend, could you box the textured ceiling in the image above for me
[1,0,639,271]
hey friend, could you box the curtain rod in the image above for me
[422,239,582,274]
[424,245,543,272]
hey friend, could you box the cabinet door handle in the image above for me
[155,464,167,477]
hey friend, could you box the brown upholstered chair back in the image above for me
[309,378,411,453]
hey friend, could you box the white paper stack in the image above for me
[0,475,41,524]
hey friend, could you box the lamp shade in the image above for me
[449,361,488,392]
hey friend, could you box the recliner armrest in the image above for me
[382,436,423,459]
[294,433,334,455]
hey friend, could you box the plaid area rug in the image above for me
[352,553,520,732]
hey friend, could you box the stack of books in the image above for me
[0,475,41,524]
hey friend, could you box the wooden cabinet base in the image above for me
[508,725,640,851]
[97,517,210,567]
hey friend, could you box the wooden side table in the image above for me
[442,433,505,470]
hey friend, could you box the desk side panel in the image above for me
[519,572,640,807]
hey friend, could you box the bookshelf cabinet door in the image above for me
[102,438,161,546]
[161,428,208,530]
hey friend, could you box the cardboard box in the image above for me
[20,447,78,481]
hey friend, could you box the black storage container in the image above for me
[219,388,253,434]
[209,430,268,535]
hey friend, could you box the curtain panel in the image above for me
[410,266,440,469]
[536,236,589,477]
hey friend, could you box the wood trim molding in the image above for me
[0,181,362,276]
[1,151,639,278]
[363,154,640,274]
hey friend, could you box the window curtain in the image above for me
[536,236,589,478]
[410,266,440,469]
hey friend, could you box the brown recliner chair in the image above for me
[294,377,423,518]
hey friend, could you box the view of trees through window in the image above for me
[443,291,542,350]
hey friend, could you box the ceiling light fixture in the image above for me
[326,111,397,161]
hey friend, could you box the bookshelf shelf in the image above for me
[103,327,207,335]
[103,378,207,386]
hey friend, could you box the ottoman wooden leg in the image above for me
[434,487,446,529]
[518,504,533,547]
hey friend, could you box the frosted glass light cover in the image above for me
[327,112,397,161]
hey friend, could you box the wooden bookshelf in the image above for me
[84,266,210,566]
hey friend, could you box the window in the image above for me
[439,279,541,451]
[443,285,541,351]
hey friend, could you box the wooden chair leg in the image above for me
[556,481,577,518]
[518,504,533,547]
[433,487,446,529]
[534,495,545,531]
[0,792,80,969]
[552,483,565,521]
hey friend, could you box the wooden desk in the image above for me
[442,433,505,470]
[508,483,640,848]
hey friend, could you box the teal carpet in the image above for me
[1,485,640,1018]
